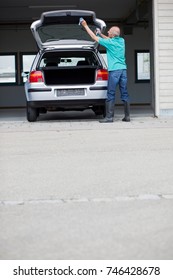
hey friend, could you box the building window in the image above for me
[21,53,36,83]
[135,50,150,82]
[0,53,17,84]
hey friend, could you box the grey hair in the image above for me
[111,27,120,36]
[112,31,120,36]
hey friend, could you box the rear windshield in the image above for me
[37,24,97,44]
[38,50,101,68]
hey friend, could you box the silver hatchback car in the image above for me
[24,10,108,122]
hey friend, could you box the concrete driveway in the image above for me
[0,107,173,259]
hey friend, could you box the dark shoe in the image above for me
[99,100,114,123]
[122,116,130,122]
[99,117,113,123]
[122,101,130,122]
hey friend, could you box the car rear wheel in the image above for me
[92,105,106,117]
[26,102,39,122]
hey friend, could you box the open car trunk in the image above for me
[43,66,97,85]
[31,10,106,50]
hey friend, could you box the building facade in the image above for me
[0,0,173,117]
[153,0,173,116]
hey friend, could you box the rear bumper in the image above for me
[28,86,107,92]
[28,99,106,109]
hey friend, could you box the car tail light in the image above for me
[29,71,44,83]
[96,69,108,81]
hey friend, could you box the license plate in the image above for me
[56,89,85,97]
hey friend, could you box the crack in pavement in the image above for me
[0,194,173,206]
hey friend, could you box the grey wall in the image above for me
[124,26,152,104]
[0,26,36,107]
[0,24,152,107]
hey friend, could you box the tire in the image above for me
[39,108,47,114]
[26,102,38,122]
[92,105,105,117]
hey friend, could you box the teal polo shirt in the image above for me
[98,36,127,71]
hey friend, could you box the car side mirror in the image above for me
[21,71,29,78]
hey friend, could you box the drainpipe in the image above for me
[152,0,159,117]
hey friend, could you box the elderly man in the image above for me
[81,20,130,123]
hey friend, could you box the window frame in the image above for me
[0,52,18,86]
[20,52,37,84]
[135,50,150,83]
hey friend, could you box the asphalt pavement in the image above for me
[0,107,173,259]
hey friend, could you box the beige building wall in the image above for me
[153,0,173,116]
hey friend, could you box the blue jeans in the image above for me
[107,69,129,103]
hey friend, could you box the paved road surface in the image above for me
[0,109,173,259]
